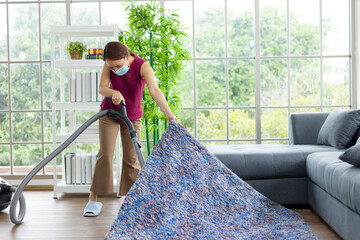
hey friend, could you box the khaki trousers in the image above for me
[90,115,141,196]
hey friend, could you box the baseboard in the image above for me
[22,185,54,191]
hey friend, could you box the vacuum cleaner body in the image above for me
[0,177,13,212]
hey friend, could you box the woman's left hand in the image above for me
[166,113,178,123]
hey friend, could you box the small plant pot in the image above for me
[70,50,83,60]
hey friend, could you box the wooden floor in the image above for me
[0,191,341,240]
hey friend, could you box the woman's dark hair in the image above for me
[103,41,135,61]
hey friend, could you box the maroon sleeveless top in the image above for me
[100,55,146,122]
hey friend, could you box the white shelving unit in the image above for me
[50,25,119,198]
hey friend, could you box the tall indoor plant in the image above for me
[120,0,191,156]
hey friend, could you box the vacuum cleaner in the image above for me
[8,99,145,225]
[0,177,25,213]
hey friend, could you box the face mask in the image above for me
[111,58,130,76]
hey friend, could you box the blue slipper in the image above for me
[83,201,103,217]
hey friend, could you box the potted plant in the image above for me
[65,41,87,60]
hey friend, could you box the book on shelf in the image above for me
[85,54,103,60]
[63,153,99,185]
[75,154,82,184]
[65,153,75,184]
[88,48,103,55]
[81,155,86,184]
[85,153,92,184]
[69,71,103,103]
[71,154,76,184]
[91,72,97,102]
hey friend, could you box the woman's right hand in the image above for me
[111,91,124,105]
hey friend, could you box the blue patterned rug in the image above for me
[105,122,317,239]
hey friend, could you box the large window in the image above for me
[0,0,352,175]
[167,0,351,145]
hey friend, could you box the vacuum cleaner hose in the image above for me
[9,110,110,224]
[9,186,26,225]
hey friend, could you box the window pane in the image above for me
[196,60,226,107]
[290,58,320,106]
[195,0,225,57]
[77,143,99,154]
[0,113,9,142]
[13,144,42,174]
[12,112,42,142]
[178,109,194,136]
[322,0,350,55]
[227,0,254,57]
[197,110,226,140]
[9,4,39,61]
[229,109,255,139]
[10,63,41,110]
[101,2,127,29]
[260,0,287,56]
[44,144,62,174]
[229,59,255,107]
[42,63,52,110]
[71,3,99,25]
[55,110,70,134]
[42,64,69,108]
[41,3,66,61]
[165,1,193,55]
[177,61,194,108]
[323,58,350,106]
[76,111,97,126]
[260,59,287,107]
[43,111,53,142]
[0,5,7,60]
[290,0,320,56]
[261,108,287,139]
[0,64,8,110]
[0,145,10,174]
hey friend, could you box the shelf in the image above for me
[54,60,104,69]
[51,24,119,198]
[55,102,103,111]
[52,25,118,38]
[56,124,99,143]
[56,132,99,144]
[56,178,119,193]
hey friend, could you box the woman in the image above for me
[83,41,177,217]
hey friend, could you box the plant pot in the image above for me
[70,50,83,60]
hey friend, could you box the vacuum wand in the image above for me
[107,97,145,169]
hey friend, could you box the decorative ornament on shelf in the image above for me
[65,41,87,60]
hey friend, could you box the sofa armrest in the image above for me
[288,112,330,145]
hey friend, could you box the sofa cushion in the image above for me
[206,144,339,180]
[317,109,360,149]
[289,112,329,145]
[339,143,360,167]
[307,151,360,215]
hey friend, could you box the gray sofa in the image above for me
[206,112,360,240]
